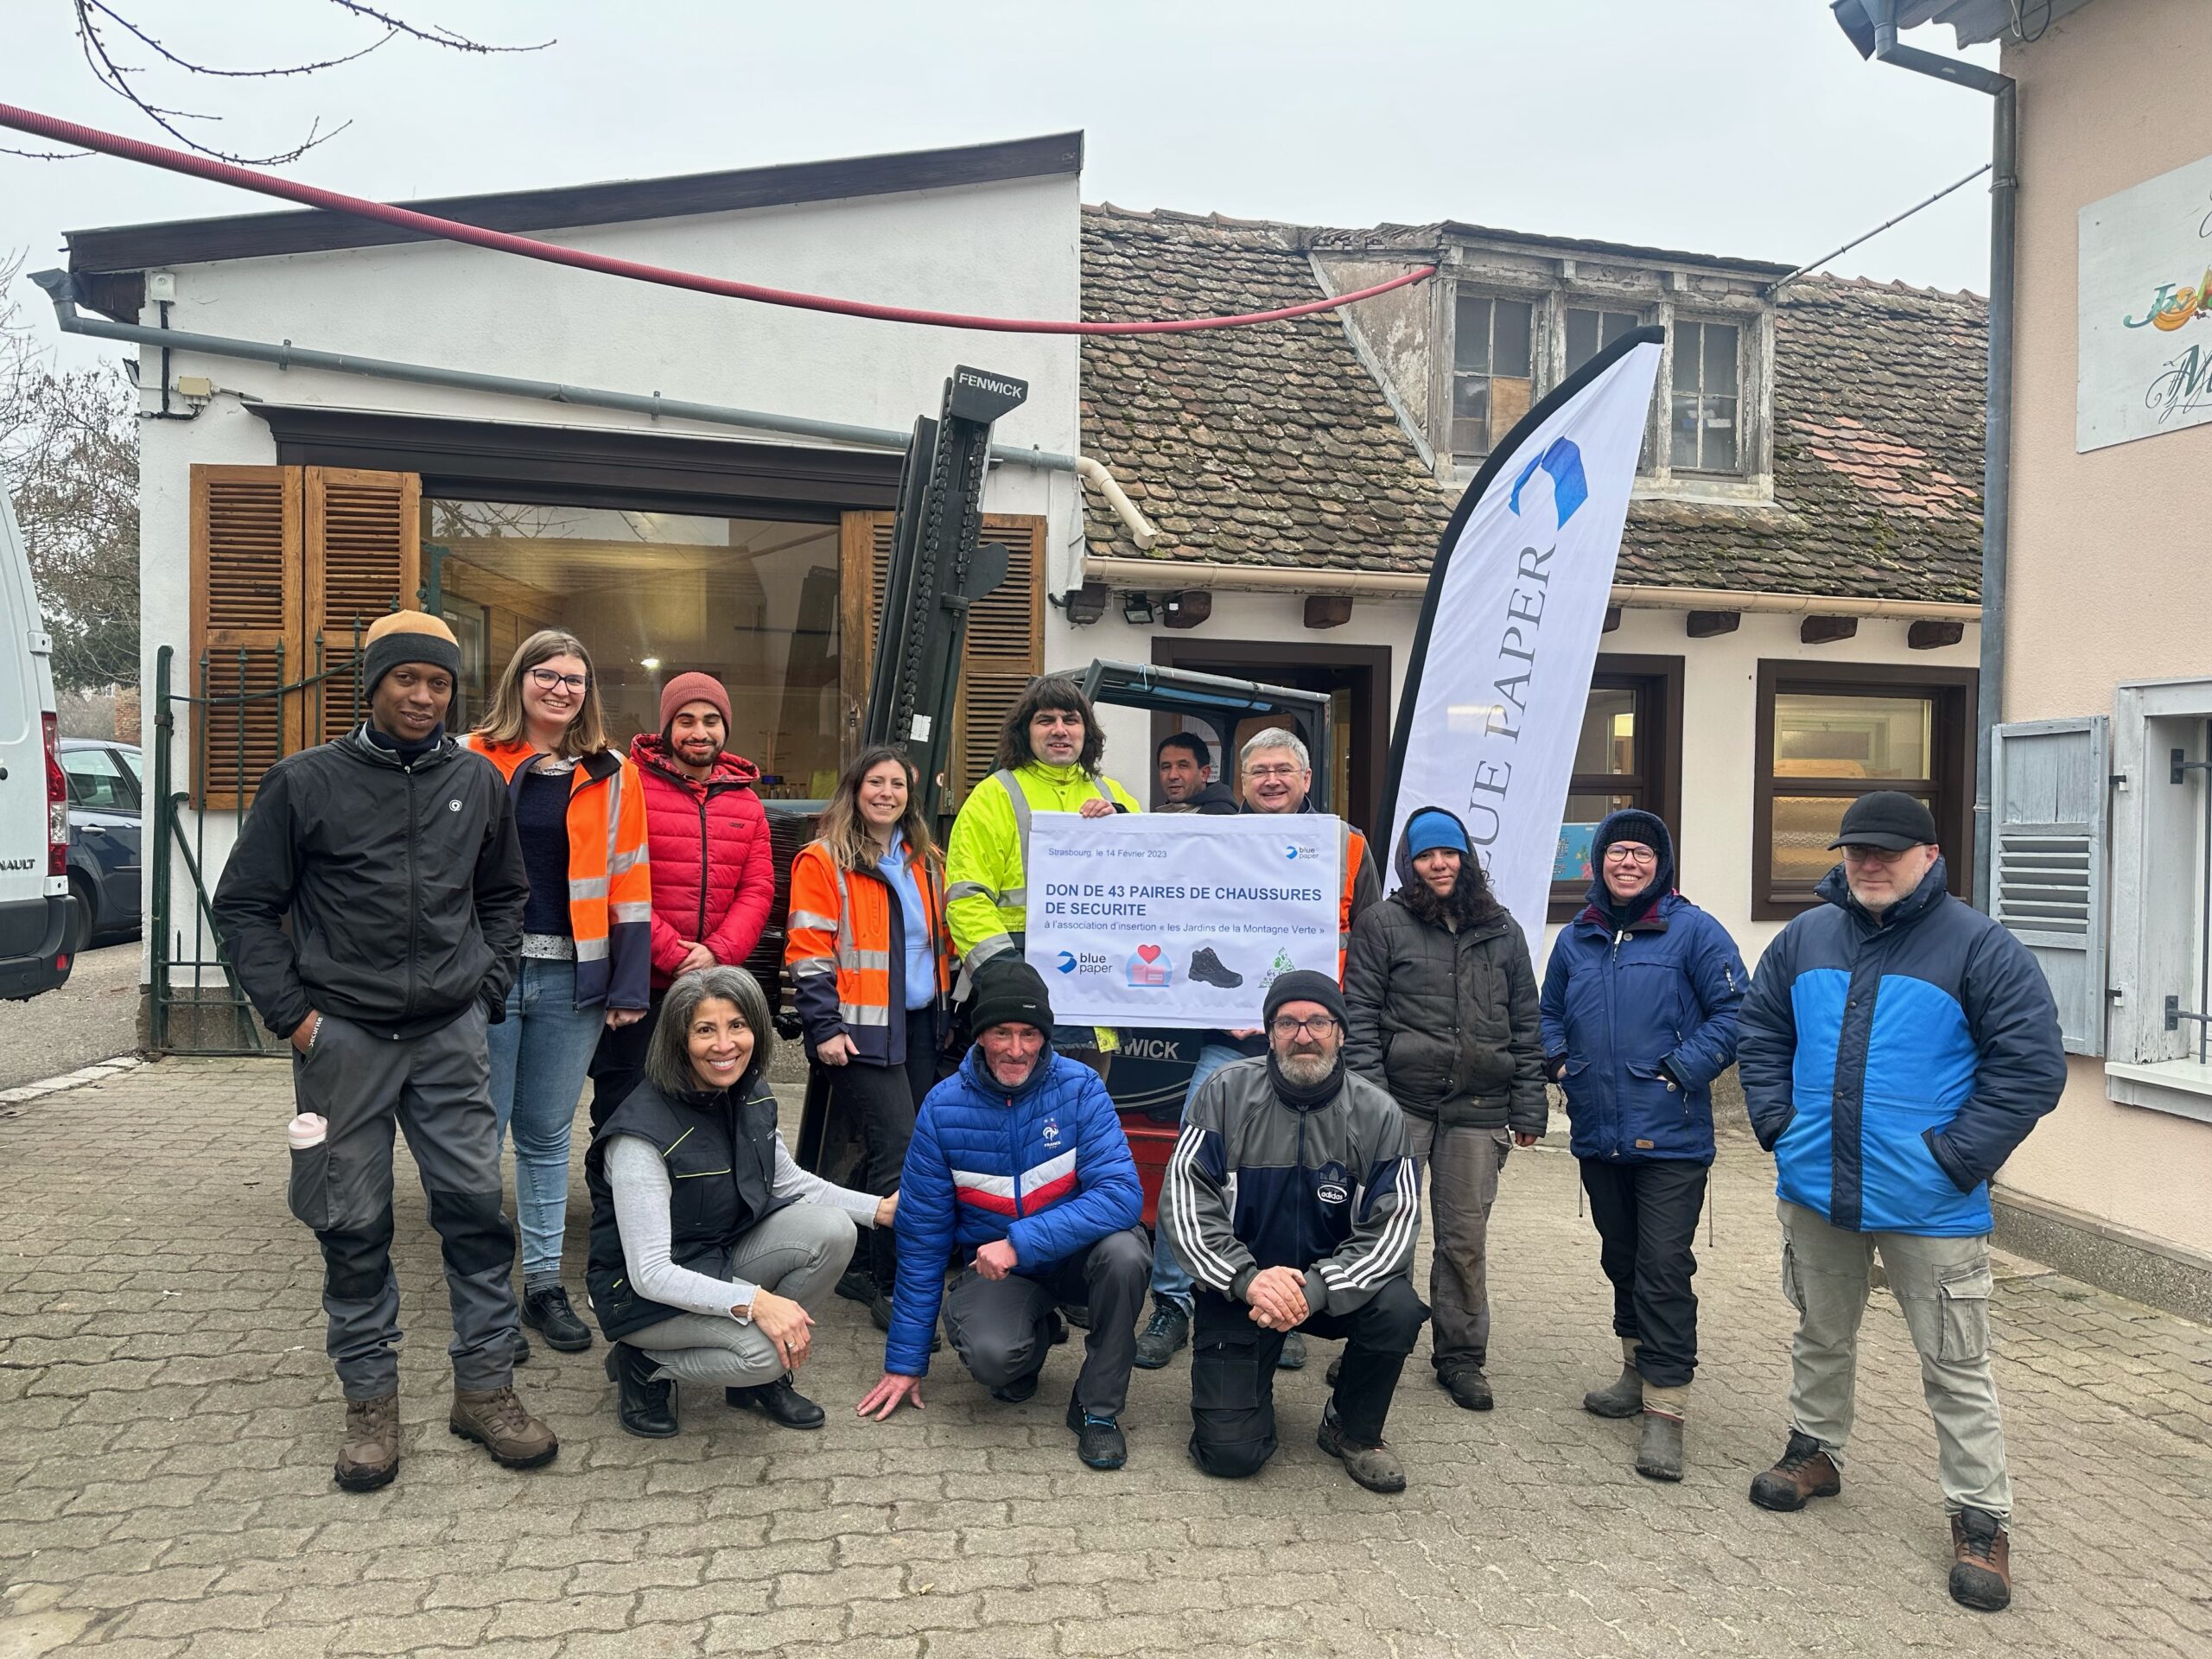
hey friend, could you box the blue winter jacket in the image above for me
[1540,890,1745,1165]
[1736,858,2067,1236]
[886,1046,1142,1376]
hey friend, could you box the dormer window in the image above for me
[1565,306,1641,374]
[1669,318,1742,474]
[1451,294,1534,461]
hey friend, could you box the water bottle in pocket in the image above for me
[287,1113,332,1230]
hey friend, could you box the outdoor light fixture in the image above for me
[1160,591,1211,630]
[1122,593,1156,626]
[1053,581,1109,625]
[1830,0,1880,60]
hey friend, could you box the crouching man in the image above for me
[1160,970,1427,1492]
[856,958,1150,1471]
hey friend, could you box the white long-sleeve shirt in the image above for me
[606,1131,879,1319]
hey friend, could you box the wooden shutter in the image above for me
[1991,716,2109,1055]
[839,510,1044,808]
[305,467,422,743]
[189,465,302,808]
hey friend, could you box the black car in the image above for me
[59,738,143,953]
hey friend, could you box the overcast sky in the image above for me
[3,0,2001,367]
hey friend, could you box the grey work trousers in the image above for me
[1402,1116,1510,1375]
[1777,1199,2012,1521]
[944,1225,1150,1418]
[629,1204,859,1389]
[285,1005,518,1400]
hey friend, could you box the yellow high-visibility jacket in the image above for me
[944,761,1141,970]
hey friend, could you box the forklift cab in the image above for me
[1048,661,1334,1224]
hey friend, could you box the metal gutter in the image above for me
[29,268,1160,550]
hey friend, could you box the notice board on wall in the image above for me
[2079,149,2212,452]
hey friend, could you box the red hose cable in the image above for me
[2,102,1435,336]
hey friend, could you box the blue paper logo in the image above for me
[1509,436,1588,527]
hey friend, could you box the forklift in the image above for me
[785,368,1333,1226]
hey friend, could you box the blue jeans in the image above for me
[1152,1042,1244,1313]
[486,958,605,1281]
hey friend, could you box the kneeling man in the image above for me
[856,958,1149,1471]
[1160,970,1426,1491]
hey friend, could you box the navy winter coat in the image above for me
[1736,858,2067,1236]
[886,1046,1141,1376]
[1540,888,1745,1165]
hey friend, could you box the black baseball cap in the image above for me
[1827,791,1939,852]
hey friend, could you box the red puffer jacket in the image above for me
[630,735,774,990]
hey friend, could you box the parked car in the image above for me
[59,738,143,952]
[0,469,72,1000]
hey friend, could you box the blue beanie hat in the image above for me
[1405,808,1471,859]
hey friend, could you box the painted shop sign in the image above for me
[2080,149,2212,452]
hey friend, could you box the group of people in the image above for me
[213,617,2069,1617]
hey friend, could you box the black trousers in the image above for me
[1578,1157,1707,1389]
[823,1006,941,1284]
[944,1226,1151,1417]
[585,990,666,1135]
[1187,1276,1427,1478]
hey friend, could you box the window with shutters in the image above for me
[841,510,1045,810]
[1990,718,2107,1057]
[189,464,420,808]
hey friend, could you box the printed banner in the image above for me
[1023,812,1340,1028]
[2079,149,2212,452]
[1380,326,1664,947]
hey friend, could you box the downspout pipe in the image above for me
[1857,1,2015,913]
[29,269,1162,551]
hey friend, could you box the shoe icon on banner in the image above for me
[1125,944,1173,988]
[1189,947,1243,988]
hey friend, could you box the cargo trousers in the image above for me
[1777,1198,2011,1520]
[286,1005,521,1400]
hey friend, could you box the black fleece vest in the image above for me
[583,1074,791,1342]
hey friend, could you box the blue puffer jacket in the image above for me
[1737,858,2067,1236]
[1539,820,1745,1164]
[886,1045,1141,1376]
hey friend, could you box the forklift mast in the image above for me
[863,365,1029,821]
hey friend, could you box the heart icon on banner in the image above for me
[1136,944,1163,963]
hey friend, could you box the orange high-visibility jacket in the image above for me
[1339,823,1370,980]
[785,838,951,1065]
[467,736,652,1010]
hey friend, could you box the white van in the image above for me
[0,467,73,1000]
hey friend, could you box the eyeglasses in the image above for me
[1604,845,1658,865]
[1246,764,1303,780]
[527,667,589,693]
[1270,1014,1338,1039]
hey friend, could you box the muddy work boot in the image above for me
[1583,1338,1643,1419]
[1636,1383,1687,1483]
[334,1393,401,1492]
[1316,1404,1406,1494]
[1748,1429,1841,1512]
[449,1383,559,1470]
[1948,1509,2012,1612]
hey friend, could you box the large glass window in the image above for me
[1452,294,1535,461]
[1671,319,1741,473]
[425,501,843,798]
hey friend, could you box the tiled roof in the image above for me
[1079,206,1987,606]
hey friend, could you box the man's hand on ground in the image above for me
[974,1239,1018,1281]
[289,1011,322,1056]
[1244,1265,1308,1331]
[856,1372,925,1421]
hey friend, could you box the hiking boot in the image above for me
[1440,1365,1493,1411]
[870,1293,942,1351]
[448,1384,558,1470]
[1065,1395,1128,1471]
[726,1374,825,1430]
[1133,1301,1191,1370]
[1316,1405,1406,1494]
[334,1393,400,1492]
[1583,1339,1642,1418]
[1189,947,1243,988]
[836,1265,878,1306]
[603,1342,677,1439]
[989,1371,1042,1404]
[1948,1509,2012,1611]
[1276,1331,1307,1370]
[510,1328,532,1366]
[1637,1408,1685,1482]
[522,1286,593,1353]
[1749,1429,1841,1512]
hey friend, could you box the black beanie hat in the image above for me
[969,957,1054,1037]
[1263,969,1348,1032]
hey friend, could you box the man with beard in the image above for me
[1160,970,1426,1493]
[1344,807,1547,1414]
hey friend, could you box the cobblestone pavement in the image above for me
[3,1058,2209,1658]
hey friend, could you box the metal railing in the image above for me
[147,624,373,1056]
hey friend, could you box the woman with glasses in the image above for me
[1344,806,1546,1417]
[1538,809,1745,1484]
[469,631,652,1357]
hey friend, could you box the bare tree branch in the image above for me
[80,0,403,80]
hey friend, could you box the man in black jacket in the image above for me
[213,611,556,1494]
